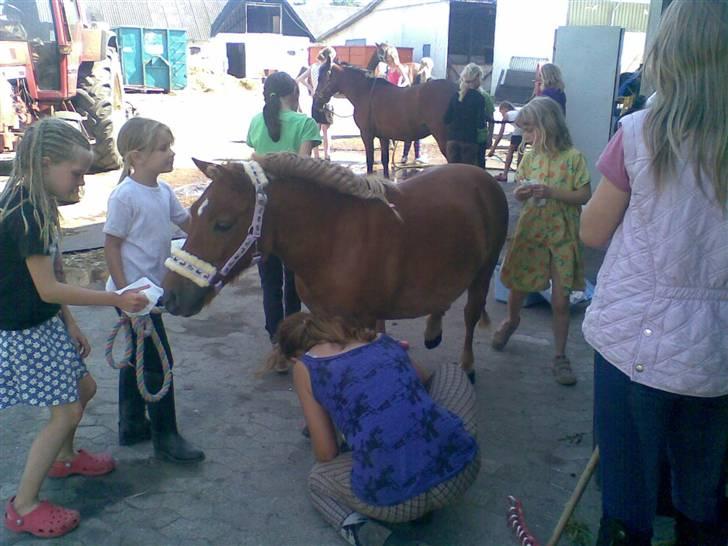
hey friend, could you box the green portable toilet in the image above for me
[116,27,188,91]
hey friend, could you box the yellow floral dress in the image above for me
[500,147,590,293]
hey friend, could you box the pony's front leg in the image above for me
[424,310,446,349]
[379,137,391,178]
[363,134,375,174]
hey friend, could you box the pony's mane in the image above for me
[335,61,395,87]
[250,153,398,207]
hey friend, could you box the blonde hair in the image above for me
[540,63,565,90]
[317,46,336,63]
[116,117,174,183]
[642,0,728,209]
[459,63,482,102]
[261,312,376,374]
[0,118,90,250]
[383,45,400,65]
[516,97,573,156]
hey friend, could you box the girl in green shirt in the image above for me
[246,73,321,357]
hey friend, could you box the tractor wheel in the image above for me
[72,47,126,171]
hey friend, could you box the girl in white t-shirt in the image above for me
[103,117,204,464]
[488,102,524,182]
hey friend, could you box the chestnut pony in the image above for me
[162,154,508,376]
[313,57,456,178]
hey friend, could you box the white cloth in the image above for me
[504,110,523,136]
[582,110,728,397]
[104,177,189,291]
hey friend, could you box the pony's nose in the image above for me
[160,291,176,313]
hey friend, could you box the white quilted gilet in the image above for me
[583,110,728,397]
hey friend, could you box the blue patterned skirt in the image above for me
[0,316,88,409]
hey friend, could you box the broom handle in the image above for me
[546,446,601,546]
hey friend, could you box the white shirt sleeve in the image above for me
[103,194,133,239]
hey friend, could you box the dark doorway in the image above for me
[447,1,496,84]
[227,43,246,78]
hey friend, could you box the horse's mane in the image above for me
[248,153,399,207]
[336,61,396,87]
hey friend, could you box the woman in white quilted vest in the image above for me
[580,1,728,545]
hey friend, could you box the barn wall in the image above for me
[211,33,310,78]
[322,0,451,79]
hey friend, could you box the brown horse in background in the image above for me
[314,57,456,177]
[162,154,508,377]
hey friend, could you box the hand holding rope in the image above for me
[105,312,172,403]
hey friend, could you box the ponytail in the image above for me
[116,117,174,183]
[263,92,283,142]
[261,72,297,143]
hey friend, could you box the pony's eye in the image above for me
[213,221,233,232]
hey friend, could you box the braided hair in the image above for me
[0,118,91,250]
[262,72,297,143]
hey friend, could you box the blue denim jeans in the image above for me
[258,254,300,340]
[594,352,728,538]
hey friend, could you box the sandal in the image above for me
[491,319,520,351]
[48,449,115,478]
[552,355,577,386]
[494,173,508,182]
[4,497,79,538]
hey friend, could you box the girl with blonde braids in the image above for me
[1,119,147,538]
[443,63,486,165]
[104,117,204,463]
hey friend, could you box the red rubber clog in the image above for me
[4,497,79,538]
[47,449,115,478]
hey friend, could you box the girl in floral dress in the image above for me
[491,97,591,385]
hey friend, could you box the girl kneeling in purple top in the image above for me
[267,312,480,546]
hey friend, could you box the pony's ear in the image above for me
[192,158,223,180]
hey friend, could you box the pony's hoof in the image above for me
[467,371,476,385]
[424,333,442,349]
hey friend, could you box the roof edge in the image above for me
[316,0,384,41]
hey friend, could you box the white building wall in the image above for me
[322,0,451,79]
[491,0,569,94]
[211,33,311,79]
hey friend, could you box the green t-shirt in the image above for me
[246,110,322,154]
[480,89,495,121]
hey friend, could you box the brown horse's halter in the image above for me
[164,160,270,291]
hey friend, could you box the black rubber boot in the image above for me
[147,373,205,464]
[596,517,651,546]
[118,365,151,446]
[674,511,727,546]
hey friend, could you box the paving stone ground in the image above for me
[0,91,657,546]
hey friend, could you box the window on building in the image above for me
[246,3,282,34]
[345,38,366,46]
[423,44,431,58]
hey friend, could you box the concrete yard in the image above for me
[0,89,643,546]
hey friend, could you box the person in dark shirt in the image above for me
[537,63,567,114]
[265,312,480,546]
[0,119,147,539]
[444,63,486,166]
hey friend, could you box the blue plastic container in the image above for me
[116,27,188,91]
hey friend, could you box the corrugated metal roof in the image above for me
[289,1,361,39]
[83,0,229,41]
[566,0,649,32]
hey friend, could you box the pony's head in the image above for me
[313,56,344,106]
[162,158,259,316]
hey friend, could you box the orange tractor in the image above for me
[0,0,125,173]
